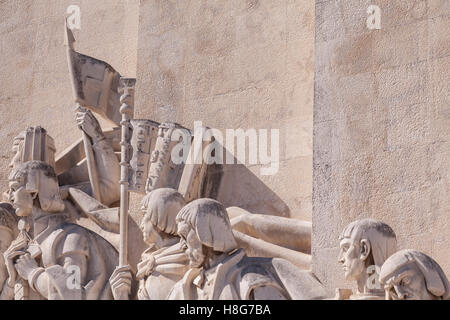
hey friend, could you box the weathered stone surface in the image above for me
[313,0,450,294]
[0,0,139,195]
[380,249,450,300]
[135,0,314,222]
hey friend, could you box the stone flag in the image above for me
[65,22,125,127]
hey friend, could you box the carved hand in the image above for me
[109,265,133,300]
[136,255,155,280]
[3,250,24,286]
[75,107,104,143]
[14,253,39,281]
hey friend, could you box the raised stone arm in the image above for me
[75,108,120,206]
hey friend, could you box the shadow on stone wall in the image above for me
[215,147,290,217]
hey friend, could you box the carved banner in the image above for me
[65,22,128,127]
[128,119,160,193]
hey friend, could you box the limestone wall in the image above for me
[134,0,315,222]
[3,0,446,296]
[0,0,315,268]
[0,0,139,193]
[312,0,450,292]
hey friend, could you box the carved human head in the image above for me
[10,127,56,169]
[140,188,186,245]
[10,130,26,169]
[8,161,65,216]
[176,199,237,268]
[0,203,19,289]
[338,219,397,282]
[380,249,450,300]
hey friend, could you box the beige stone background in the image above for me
[0,0,314,268]
[0,0,144,265]
[133,0,314,223]
[0,0,139,190]
[313,0,450,293]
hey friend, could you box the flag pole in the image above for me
[118,78,135,267]
[65,20,102,202]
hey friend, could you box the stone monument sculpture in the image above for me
[336,219,397,300]
[166,198,328,300]
[6,161,118,299]
[3,118,122,252]
[228,207,312,269]
[380,249,450,300]
[3,18,446,301]
[109,188,189,300]
[6,121,120,208]
[0,203,19,300]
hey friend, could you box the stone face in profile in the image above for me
[337,219,397,300]
[380,249,450,300]
[7,161,118,300]
[109,188,189,300]
[7,114,120,208]
[136,188,190,300]
[168,198,292,300]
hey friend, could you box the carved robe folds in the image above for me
[137,241,189,300]
[167,249,289,300]
[29,214,118,300]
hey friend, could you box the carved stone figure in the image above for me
[68,107,121,206]
[145,123,187,193]
[0,203,18,300]
[128,119,160,194]
[109,188,189,300]
[167,198,307,300]
[6,161,118,300]
[337,219,397,300]
[7,113,120,206]
[3,110,123,252]
[8,126,56,171]
[380,249,450,300]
